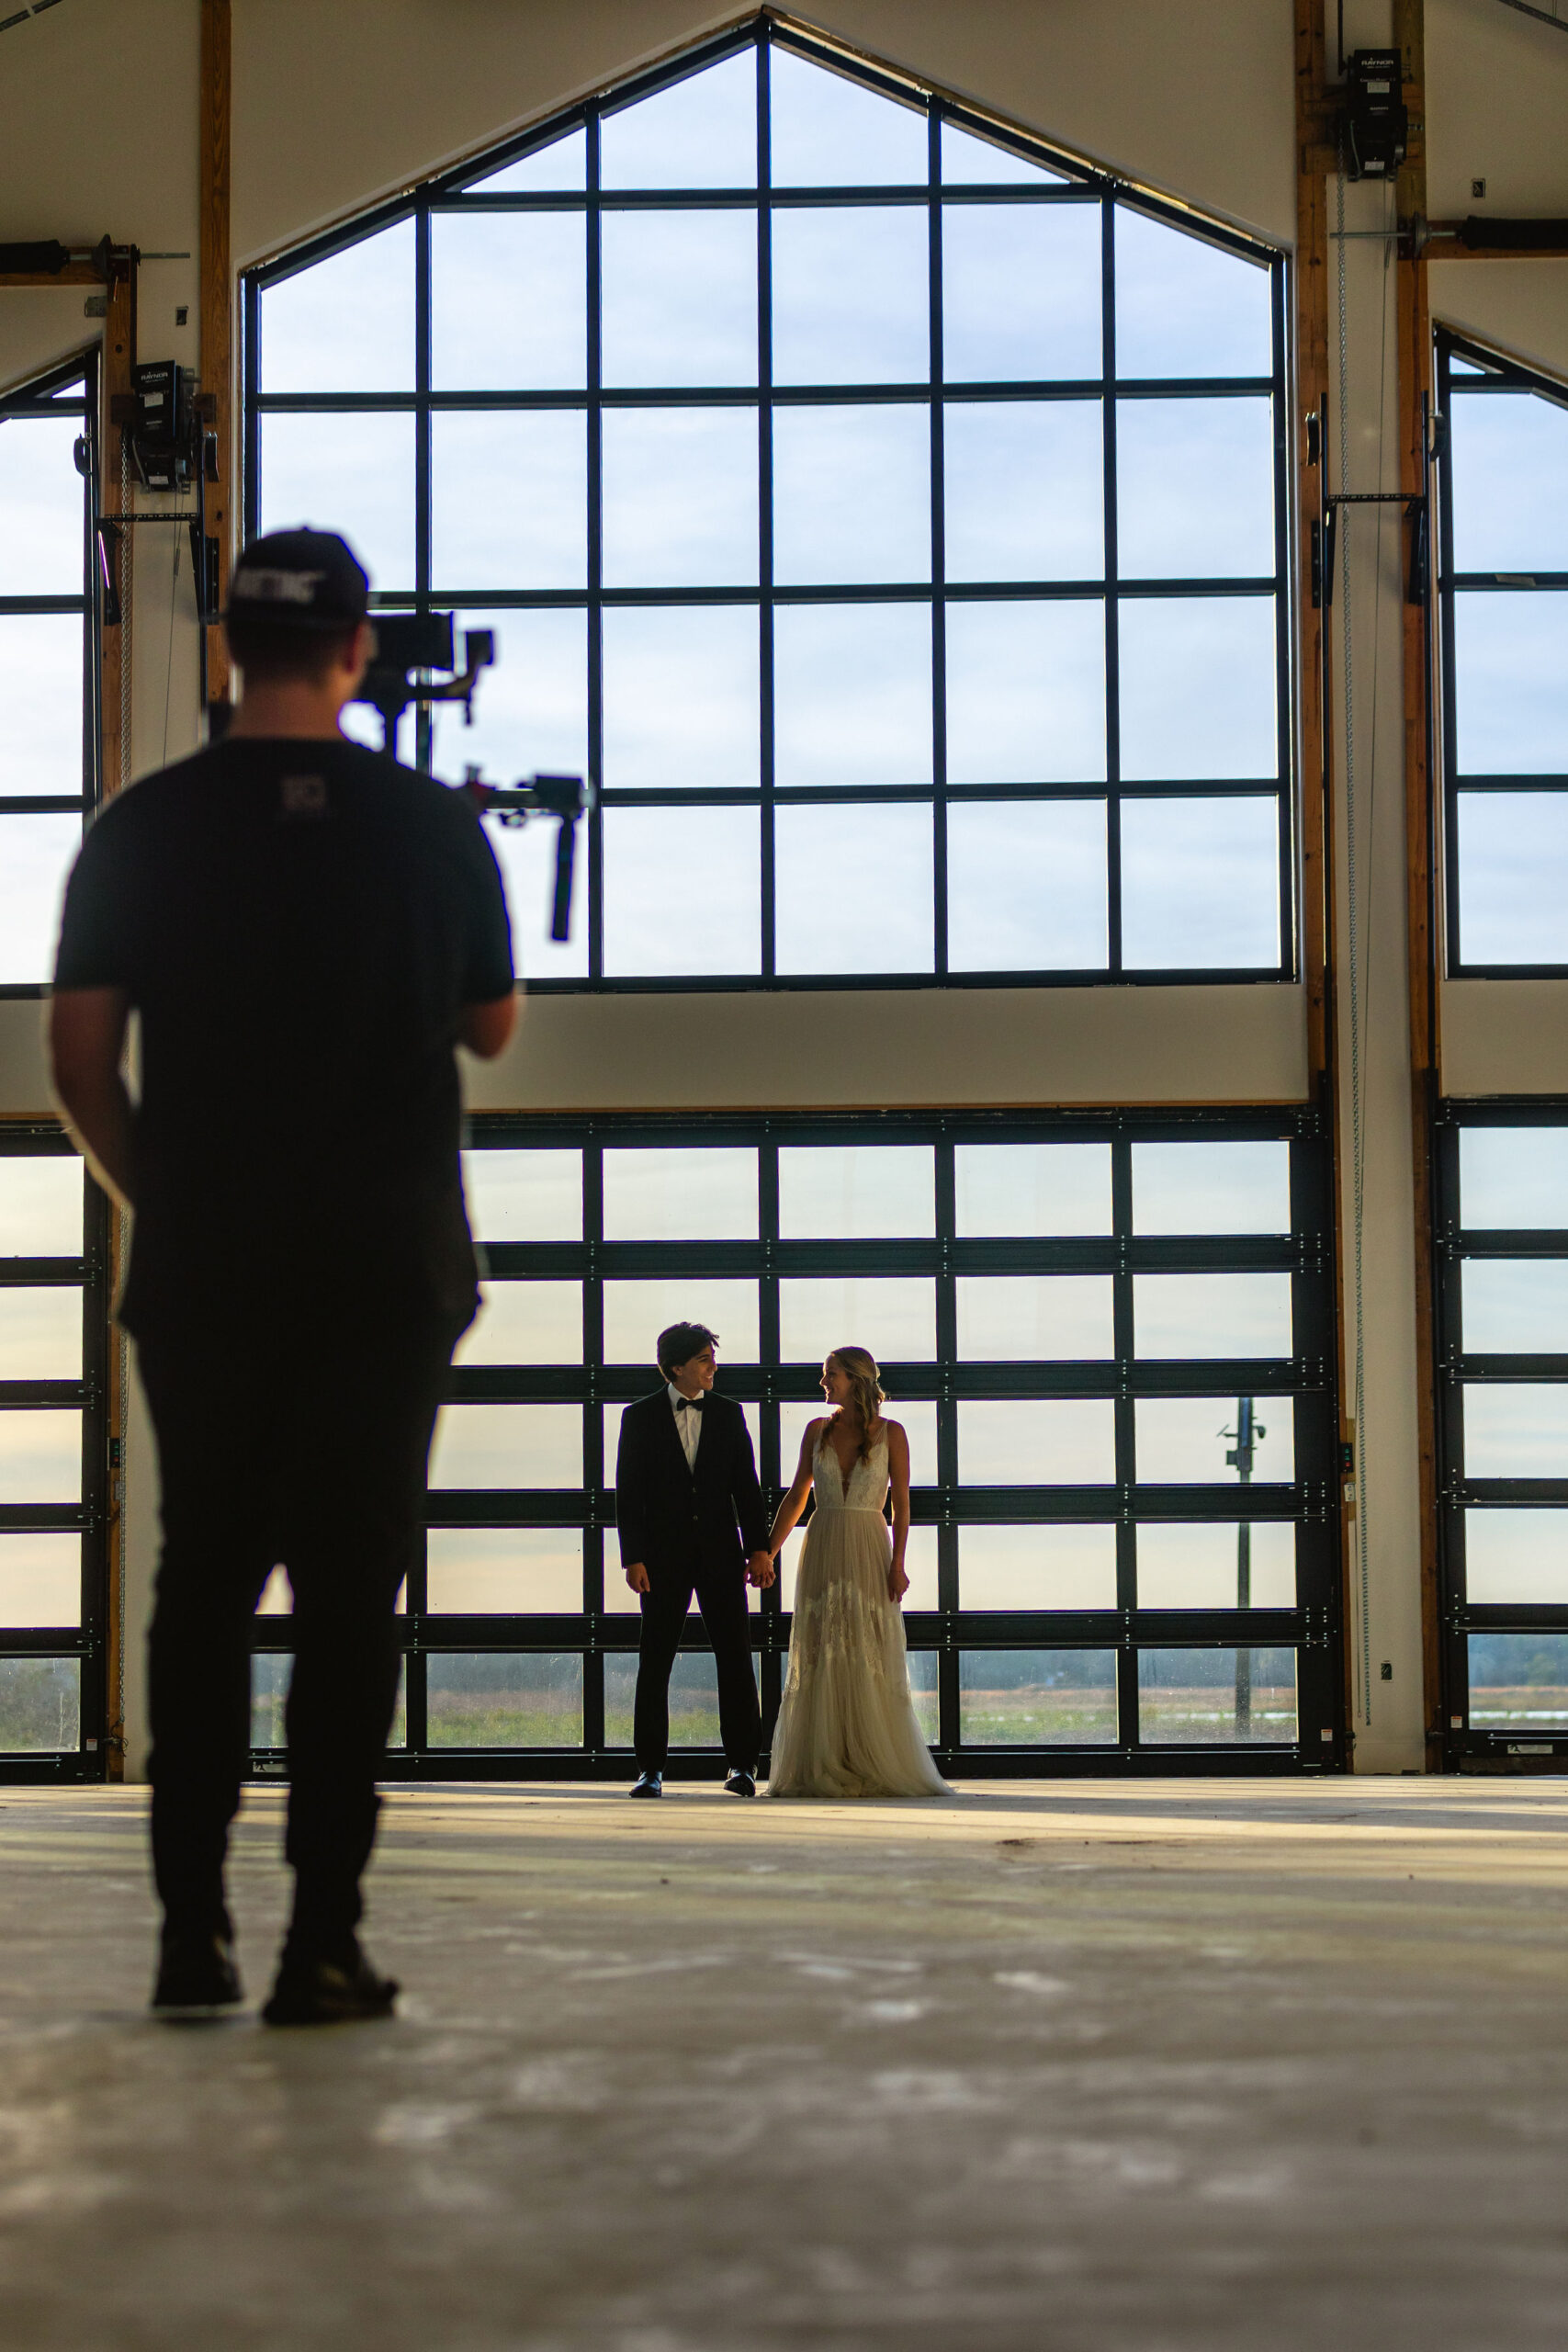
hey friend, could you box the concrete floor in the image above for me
[2,1781,1567,2351]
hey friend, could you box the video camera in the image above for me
[352,614,592,945]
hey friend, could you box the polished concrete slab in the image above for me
[2,1777,1567,2350]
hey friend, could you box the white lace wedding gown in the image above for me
[766,1431,949,1800]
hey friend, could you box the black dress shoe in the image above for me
[261,1941,399,2028]
[151,1928,243,2018]
[723,1770,757,1797]
[630,1770,663,1797]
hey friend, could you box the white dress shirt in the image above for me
[668,1380,704,1472]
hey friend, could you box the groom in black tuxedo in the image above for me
[615,1320,774,1797]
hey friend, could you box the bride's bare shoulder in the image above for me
[873,1414,907,1446]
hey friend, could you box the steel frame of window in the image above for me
[1437,328,1568,978]
[1434,1099,1568,1767]
[0,351,100,1002]
[249,1107,1343,1780]
[241,17,1296,993]
[0,1125,111,1781]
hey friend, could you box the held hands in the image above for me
[747,1551,776,1589]
[887,1560,910,1604]
[625,1562,651,1596]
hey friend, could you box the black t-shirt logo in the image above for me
[280,774,328,819]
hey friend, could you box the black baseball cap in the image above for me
[225,528,370,631]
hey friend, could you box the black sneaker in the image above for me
[261,1943,400,2028]
[151,1928,243,2018]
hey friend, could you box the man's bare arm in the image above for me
[48,987,135,1209]
[457,990,519,1059]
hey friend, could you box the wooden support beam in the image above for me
[1393,0,1445,1773]
[199,0,232,705]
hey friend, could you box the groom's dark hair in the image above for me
[657,1320,718,1378]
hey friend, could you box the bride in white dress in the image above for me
[764,1346,948,1800]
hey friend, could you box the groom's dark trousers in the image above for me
[615,1389,769,1772]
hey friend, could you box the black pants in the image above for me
[136,1313,454,1958]
[635,1564,759,1773]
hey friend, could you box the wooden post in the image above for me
[199,0,232,705]
[1393,0,1445,1770]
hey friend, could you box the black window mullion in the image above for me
[927,102,948,980]
[413,204,433,770]
[1100,197,1122,977]
[1111,1131,1140,1744]
[586,110,605,980]
[758,31,776,984]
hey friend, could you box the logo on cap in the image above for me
[231,566,326,607]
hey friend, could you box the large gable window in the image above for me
[245,21,1292,989]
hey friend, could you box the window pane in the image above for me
[604,1279,760,1365]
[0,414,83,594]
[1132,1140,1292,1234]
[1119,598,1278,781]
[1,814,81,983]
[1466,1634,1568,1729]
[601,53,758,189]
[1450,390,1568,573]
[1134,1396,1294,1484]
[427,1528,584,1612]
[1462,1261,1568,1353]
[427,1654,583,1747]
[1465,1510,1568,1605]
[960,1650,1118,1745]
[454,1281,582,1366]
[603,606,759,790]
[0,1288,81,1379]
[959,1524,1116,1609]
[0,1657,80,1754]
[956,1277,1115,1362]
[431,212,585,390]
[467,130,586,194]
[1138,1647,1296,1743]
[1461,1129,1568,1228]
[1120,797,1281,970]
[1117,398,1274,579]
[432,411,585,591]
[1464,1384,1568,1477]
[955,1142,1112,1236]
[779,1277,936,1363]
[1453,594,1568,775]
[941,122,1064,185]
[780,1396,937,1485]
[947,799,1108,971]
[428,1404,581,1487]
[488,813,589,981]
[1136,1521,1293,1607]
[0,1532,79,1627]
[772,207,928,386]
[604,1148,758,1239]
[0,616,85,797]
[944,601,1106,783]
[1114,210,1272,380]
[774,803,934,975]
[1134,1272,1292,1359]
[260,220,414,391]
[773,603,931,787]
[772,404,930,585]
[0,1410,80,1503]
[943,401,1103,582]
[602,806,761,977]
[602,408,758,588]
[942,205,1102,381]
[434,607,587,790]
[461,1148,581,1240]
[252,1653,288,1748]
[956,1397,1116,1480]
[602,209,757,388]
[0,1158,82,1255]
[260,412,414,593]
[770,50,928,186]
[779,1145,935,1237]
[1456,791,1568,964]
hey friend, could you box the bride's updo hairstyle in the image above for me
[828,1345,886,1464]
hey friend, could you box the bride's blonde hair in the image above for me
[826,1345,886,1464]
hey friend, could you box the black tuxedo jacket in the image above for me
[615,1389,768,1579]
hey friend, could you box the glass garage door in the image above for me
[251,1110,1343,1777]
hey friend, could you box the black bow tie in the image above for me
[675,1395,705,1411]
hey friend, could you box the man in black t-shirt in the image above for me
[51,529,516,2024]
